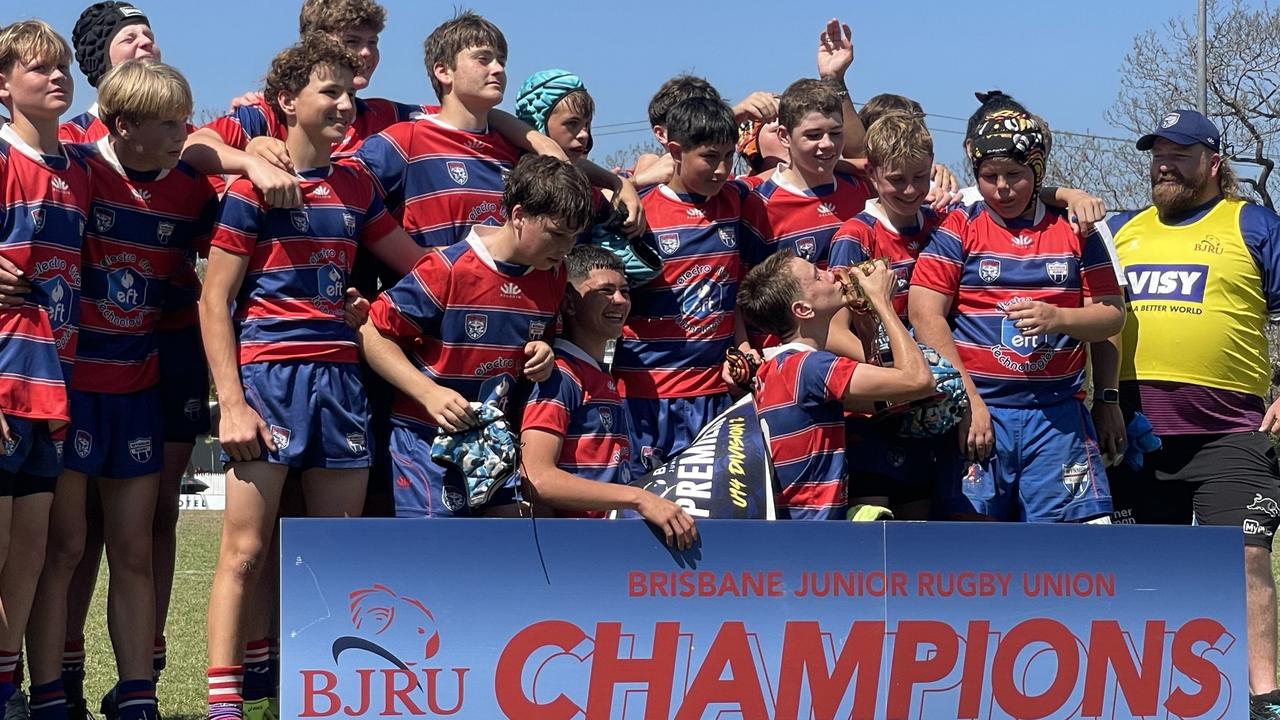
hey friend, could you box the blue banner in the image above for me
[281,519,1246,719]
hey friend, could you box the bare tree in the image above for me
[600,140,663,173]
[1052,0,1279,211]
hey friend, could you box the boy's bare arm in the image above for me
[841,263,931,406]
[488,110,567,160]
[183,128,302,208]
[909,284,993,461]
[816,18,866,159]
[357,321,477,431]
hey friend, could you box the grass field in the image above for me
[70,511,1280,719]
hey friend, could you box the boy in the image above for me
[612,96,749,478]
[0,19,92,720]
[200,37,423,720]
[515,68,593,162]
[60,1,158,143]
[24,58,216,720]
[521,245,695,546]
[909,105,1124,523]
[359,154,592,518]
[741,78,870,268]
[738,251,934,519]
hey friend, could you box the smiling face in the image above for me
[781,111,843,179]
[331,25,379,90]
[566,267,630,341]
[975,156,1035,220]
[1150,137,1218,216]
[0,52,73,121]
[107,22,159,67]
[671,141,735,197]
[870,155,933,219]
[283,63,356,144]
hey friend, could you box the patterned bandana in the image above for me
[966,110,1047,193]
[736,120,762,159]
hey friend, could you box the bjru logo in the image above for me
[299,584,468,717]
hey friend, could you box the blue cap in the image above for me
[515,69,585,134]
[1136,109,1221,152]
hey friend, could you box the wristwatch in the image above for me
[1099,388,1120,405]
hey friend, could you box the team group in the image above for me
[3,0,1280,718]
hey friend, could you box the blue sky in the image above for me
[8,0,1248,171]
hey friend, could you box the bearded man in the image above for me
[1091,109,1280,718]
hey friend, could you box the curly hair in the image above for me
[263,34,359,125]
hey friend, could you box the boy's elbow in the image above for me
[911,367,935,397]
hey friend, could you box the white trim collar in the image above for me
[763,341,817,361]
[988,199,1046,228]
[554,338,604,371]
[0,123,63,165]
[863,199,922,235]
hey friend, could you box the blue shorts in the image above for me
[230,361,370,471]
[158,325,210,443]
[387,424,517,518]
[65,388,164,479]
[625,394,730,479]
[962,399,1112,522]
[0,416,61,495]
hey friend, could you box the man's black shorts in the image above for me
[1109,431,1280,549]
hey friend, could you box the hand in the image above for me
[627,153,674,188]
[523,341,555,381]
[732,92,780,124]
[1003,299,1062,336]
[959,398,994,462]
[218,400,275,463]
[1093,402,1127,466]
[245,135,295,174]
[1064,190,1106,236]
[227,90,264,112]
[848,258,894,308]
[343,288,369,330]
[0,254,31,308]
[0,408,10,448]
[636,490,697,550]
[924,186,963,212]
[930,163,959,194]
[816,18,854,80]
[613,178,646,238]
[1260,395,1280,435]
[420,385,478,433]
[243,155,302,209]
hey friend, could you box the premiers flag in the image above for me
[614,395,777,519]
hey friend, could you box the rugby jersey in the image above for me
[830,201,947,321]
[740,169,868,266]
[613,182,748,399]
[910,201,1122,407]
[210,165,399,365]
[523,338,631,516]
[58,105,106,144]
[203,96,423,159]
[0,124,92,423]
[348,115,522,248]
[756,343,858,520]
[75,137,217,393]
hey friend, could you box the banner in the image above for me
[281,519,1246,719]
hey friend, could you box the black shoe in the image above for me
[67,696,94,720]
[98,688,116,720]
[1251,690,1280,720]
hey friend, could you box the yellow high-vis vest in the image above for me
[1113,200,1270,397]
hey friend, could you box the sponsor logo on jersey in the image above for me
[795,236,817,260]
[527,320,546,340]
[1011,234,1033,248]
[30,208,44,232]
[979,258,1001,283]
[1124,263,1208,302]
[312,185,331,197]
[817,202,836,216]
[343,212,356,237]
[1046,260,1069,284]
[466,202,498,224]
[686,208,704,219]
[270,425,291,450]
[40,276,73,330]
[107,267,145,312]
[75,430,92,458]
[317,263,344,308]
[1062,462,1090,497]
[94,207,115,232]
[346,432,367,454]
[465,313,488,340]
[447,161,469,185]
[999,316,1056,359]
[51,177,69,193]
[500,282,521,298]
[658,233,680,255]
[1194,235,1223,254]
[679,278,725,326]
[291,211,310,233]
[131,187,151,203]
[156,221,174,245]
[718,226,736,248]
[473,357,515,377]
[128,436,153,464]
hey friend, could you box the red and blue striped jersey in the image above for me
[910,201,1123,407]
[523,338,631,515]
[830,202,947,321]
[346,116,522,248]
[75,138,217,393]
[756,343,858,520]
[368,228,565,431]
[59,107,106,144]
[740,170,868,266]
[613,183,748,399]
[203,96,423,159]
[0,126,92,423]
[210,165,399,365]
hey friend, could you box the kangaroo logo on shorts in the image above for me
[441,486,466,513]
[342,212,356,237]
[128,437,153,464]
[346,433,367,454]
[598,407,613,432]
[1248,493,1280,518]
[2,430,20,456]
[183,398,202,422]
[270,425,291,451]
[156,221,174,245]
[107,267,145,313]
[30,208,44,232]
[658,233,680,255]
[1046,260,1069,284]
[465,313,487,340]
[291,211,310,233]
[94,207,114,232]
[795,236,817,260]
[447,161,468,185]
[317,263,344,308]
[979,258,1001,283]
[1062,462,1090,498]
[74,430,92,458]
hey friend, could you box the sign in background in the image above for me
[282,519,1246,719]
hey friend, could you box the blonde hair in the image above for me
[0,20,72,74]
[97,59,192,130]
[866,111,934,169]
[1218,158,1241,201]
